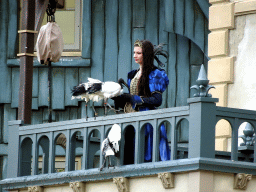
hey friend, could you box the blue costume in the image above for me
[116,67,170,162]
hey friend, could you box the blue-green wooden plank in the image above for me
[52,68,65,110]
[133,0,145,27]
[176,35,190,107]
[204,17,209,55]
[118,0,132,80]
[11,68,20,108]
[32,68,39,98]
[82,0,91,58]
[195,0,210,19]
[190,41,203,65]
[132,28,145,70]
[184,0,194,41]
[32,98,38,110]
[0,0,11,104]
[90,0,105,108]
[91,0,104,82]
[56,108,70,122]
[174,0,185,36]
[204,56,208,74]
[78,68,90,83]
[7,58,91,68]
[145,0,158,45]
[78,68,94,118]
[0,106,3,142]
[31,108,43,125]
[7,0,18,59]
[159,0,169,109]
[3,104,16,143]
[43,107,55,123]
[65,68,78,106]
[104,0,118,82]
[2,156,8,181]
[38,68,49,107]
[194,1,205,53]
[190,64,201,97]
[167,33,177,108]
[69,108,78,120]
[164,0,174,33]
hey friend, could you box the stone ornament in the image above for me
[28,186,43,192]
[70,182,85,192]
[113,177,129,192]
[234,173,252,190]
[158,172,174,189]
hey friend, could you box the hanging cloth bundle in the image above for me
[36,2,64,65]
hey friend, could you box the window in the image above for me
[19,0,82,56]
[41,0,82,54]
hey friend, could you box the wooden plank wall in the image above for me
[0,0,208,126]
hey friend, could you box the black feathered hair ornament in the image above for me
[154,43,168,67]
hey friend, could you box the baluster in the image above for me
[134,121,141,164]
[70,131,76,171]
[99,126,105,168]
[152,119,159,162]
[117,124,125,165]
[65,130,71,171]
[82,128,88,170]
[31,134,38,175]
[171,117,176,160]
[48,131,55,173]
[231,118,239,161]
[253,122,256,163]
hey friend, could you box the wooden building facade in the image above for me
[0,0,209,188]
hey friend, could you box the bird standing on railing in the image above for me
[100,124,121,171]
[71,78,124,117]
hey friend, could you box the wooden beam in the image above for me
[18,0,48,124]
[18,0,36,124]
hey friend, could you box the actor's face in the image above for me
[133,46,143,65]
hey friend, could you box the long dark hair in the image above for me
[135,40,156,97]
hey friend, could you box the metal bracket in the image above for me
[17,53,36,57]
[18,30,38,34]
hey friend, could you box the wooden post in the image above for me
[18,0,36,125]
[18,0,49,124]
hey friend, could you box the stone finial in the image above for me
[239,123,255,147]
[158,172,174,189]
[190,64,215,97]
[234,173,252,190]
[113,177,129,192]
[28,186,43,192]
[70,182,85,192]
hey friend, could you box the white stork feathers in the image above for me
[100,124,121,171]
[71,78,123,102]
[71,78,124,116]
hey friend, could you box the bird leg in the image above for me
[105,101,123,114]
[108,156,115,169]
[99,157,106,171]
[108,156,112,168]
[104,98,108,116]
[92,102,98,119]
[85,104,88,120]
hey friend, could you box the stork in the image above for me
[71,78,125,117]
[100,124,121,171]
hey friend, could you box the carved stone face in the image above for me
[133,46,143,65]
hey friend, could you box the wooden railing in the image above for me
[3,97,256,189]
